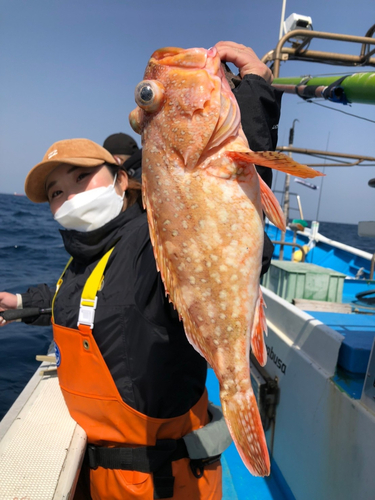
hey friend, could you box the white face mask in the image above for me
[54,175,125,232]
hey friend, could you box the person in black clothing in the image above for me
[103,132,143,181]
[0,42,282,499]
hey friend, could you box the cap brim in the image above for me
[25,158,110,203]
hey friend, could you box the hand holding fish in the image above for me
[215,40,273,83]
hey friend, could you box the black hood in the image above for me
[123,149,142,181]
[59,203,143,263]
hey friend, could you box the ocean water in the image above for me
[0,192,375,420]
[0,193,68,420]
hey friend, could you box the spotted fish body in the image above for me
[129,47,324,476]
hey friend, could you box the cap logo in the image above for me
[48,150,58,159]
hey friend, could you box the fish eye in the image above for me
[139,85,153,102]
[134,80,165,113]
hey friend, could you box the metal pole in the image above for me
[270,30,375,78]
[276,146,375,163]
[279,0,287,40]
[316,133,329,222]
[279,119,298,260]
[296,195,304,219]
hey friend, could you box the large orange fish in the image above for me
[129,46,323,476]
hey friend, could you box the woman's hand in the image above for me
[0,292,18,326]
[214,41,273,84]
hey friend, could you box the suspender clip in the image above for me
[77,297,98,329]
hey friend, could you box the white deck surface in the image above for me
[0,361,86,500]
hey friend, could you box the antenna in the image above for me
[279,119,299,260]
[315,133,329,222]
[279,0,287,41]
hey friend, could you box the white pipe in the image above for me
[279,0,287,40]
[296,195,304,219]
[267,220,373,261]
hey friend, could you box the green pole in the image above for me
[273,72,375,105]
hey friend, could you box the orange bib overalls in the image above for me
[52,248,222,499]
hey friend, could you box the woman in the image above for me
[0,42,282,499]
[27,138,223,499]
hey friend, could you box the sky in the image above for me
[0,0,374,224]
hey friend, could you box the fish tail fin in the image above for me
[251,288,268,367]
[221,387,270,476]
[258,174,286,231]
[226,150,325,179]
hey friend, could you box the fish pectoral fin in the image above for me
[251,288,268,367]
[258,174,286,231]
[225,151,325,179]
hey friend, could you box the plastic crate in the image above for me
[262,260,346,302]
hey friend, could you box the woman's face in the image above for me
[46,163,128,215]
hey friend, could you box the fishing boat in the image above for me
[255,222,375,500]
[209,18,375,498]
[1,21,375,500]
[228,19,375,500]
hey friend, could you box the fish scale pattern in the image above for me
[130,45,323,477]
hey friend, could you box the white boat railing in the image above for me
[0,358,86,500]
[266,220,374,262]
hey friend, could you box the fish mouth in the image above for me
[151,47,215,70]
[149,46,241,151]
[150,46,222,87]
[151,47,185,60]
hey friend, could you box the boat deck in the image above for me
[0,360,86,500]
[304,310,375,399]
[263,223,375,402]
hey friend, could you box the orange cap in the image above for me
[25,138,118,203]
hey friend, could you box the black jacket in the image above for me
[51,204,207,419]
[22,75,282,419]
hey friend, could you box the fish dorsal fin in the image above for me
[258,174,286,231]
[225,151,325,179]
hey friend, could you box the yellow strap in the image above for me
[52,257,73,322]
[77,247,115,329]
[81,247,115,303]
[52,247,115,324]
